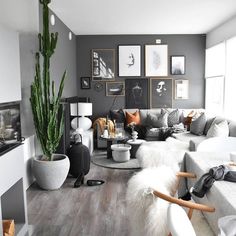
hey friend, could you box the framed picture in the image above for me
[106,82,125,96]
[145,45,168,77]
[118,45,141,77]
[80,77,91,89]
[170,56,185,75]
[150,78,172,108]
[92,49,115,81]
[175,79,189,99]
[125,78,148,109]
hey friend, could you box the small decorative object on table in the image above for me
[127,122,138,141]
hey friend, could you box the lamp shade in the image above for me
[78,103,92,116]
[70,103,92,116]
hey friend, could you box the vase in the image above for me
[132,131,138,142]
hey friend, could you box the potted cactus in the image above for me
[30,0,69,190]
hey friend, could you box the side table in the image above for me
[100,135,129,159]
[127,139,146,158]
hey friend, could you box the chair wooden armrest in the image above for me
[176,172,196,178]
[153,190,215,219]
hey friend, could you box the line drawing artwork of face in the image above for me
[127,53,135,67]
[156,81,167,96]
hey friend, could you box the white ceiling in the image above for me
[49,0,236,35]
[0,0,39,33]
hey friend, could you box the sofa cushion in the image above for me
[126,110,141,125]
[146,112,168,128]
[145,128,161,141]
[228,120,236,137]
[162,109,181,127]
[139,109,162,125]
[190,113,207,136]
[203,117,215,135]
[110,109,125,123]
[206,120,229,138]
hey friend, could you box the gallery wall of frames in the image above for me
[76,35,206,117]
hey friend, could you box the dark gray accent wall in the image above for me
[77,35,206,118]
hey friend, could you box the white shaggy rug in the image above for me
[136,137,189,172]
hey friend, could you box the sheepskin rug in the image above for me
[136,137,189,172]
[126,166,177,236]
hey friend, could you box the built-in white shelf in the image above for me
[0,144,28,236]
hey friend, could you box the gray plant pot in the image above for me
[32,154,70,190]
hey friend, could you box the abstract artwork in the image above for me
[92,49,115,81]
[175,79,189,99]
[125,78,148,109]
[170,56,185,75]
[150,78,172,108]
[118,45,141,76]
[106,82,125,96]
[80,77,91,89]
[145,45,168,77]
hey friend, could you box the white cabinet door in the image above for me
[0,25,21,103]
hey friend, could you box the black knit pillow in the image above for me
[110,109,125,123]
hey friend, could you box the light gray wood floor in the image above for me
[27,162,136,236]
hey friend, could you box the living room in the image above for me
[0,0,236,235]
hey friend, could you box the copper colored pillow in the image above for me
[126,111,141,125]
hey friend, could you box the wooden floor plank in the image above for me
[27,161,135,236]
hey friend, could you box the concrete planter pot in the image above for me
[32,154,70,190]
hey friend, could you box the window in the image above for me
[205,37,236,120]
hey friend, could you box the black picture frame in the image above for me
[80,77,91,89]
[125,78,148,109]
[150,78,172,108]
[106,82,125,96]
[170,55,185,75]
[118,45,141,77]
[92,49,115,81]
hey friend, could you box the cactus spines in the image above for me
[30,0,66,161]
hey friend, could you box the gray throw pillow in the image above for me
[162,109,180,127]
[147,113,168,128]
[190,113,207,136]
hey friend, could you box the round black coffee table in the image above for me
[100,135,129,159]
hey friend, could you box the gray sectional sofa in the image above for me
[95,108,236,150]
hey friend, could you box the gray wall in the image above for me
[206,15,236,48]
[20,8,77,137]
[77,35,206,118]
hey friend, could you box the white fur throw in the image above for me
[126,166,177,236]
[136,137,189,172]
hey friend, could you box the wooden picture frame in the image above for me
[150,78,172,108]
[125,78,148,109]
[145,45,168,77]
[170,56,185,75]
[92,49,115,81]
[175,79,189,99]
[118,45,141,77]
[106,82,125,96]
[80,77,91,89]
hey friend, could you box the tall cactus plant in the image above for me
[30,0,66,161]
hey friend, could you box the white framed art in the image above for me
[145,44,168,77]
[118,45,141,77]
[175,79,189,99]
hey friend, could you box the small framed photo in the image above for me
[170,56,185,75]
[106,82,125,96]
[150,78,172,108]
[145,45,168,77]
[175,79,189,99]
[118,45,141,77]
[80,77,91,89]
[92,49,115,81]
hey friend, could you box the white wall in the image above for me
[0,24,21,103]
[206,15,236,48]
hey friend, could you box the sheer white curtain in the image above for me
[224,36,236,120]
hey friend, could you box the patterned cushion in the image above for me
[146,112,168,128]
[190,113,207,136]
[126,110,141,125]
[162,109,181,127]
